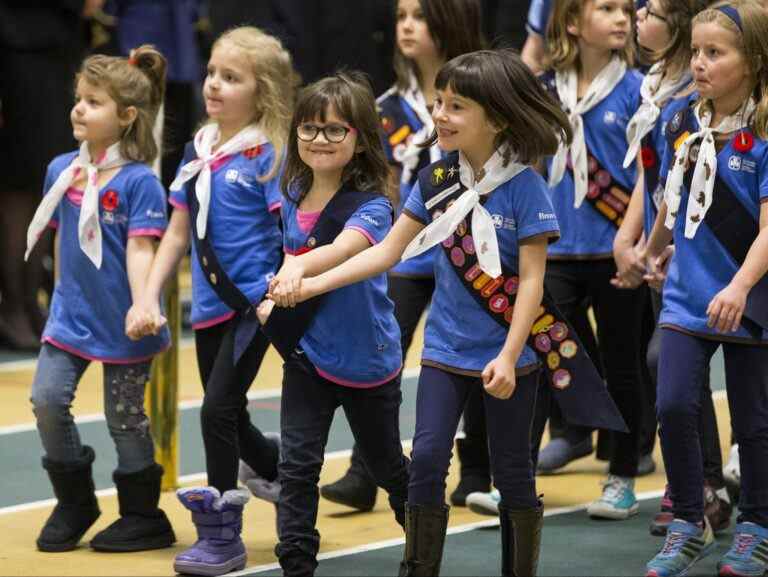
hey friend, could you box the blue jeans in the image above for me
[276,353,409,563]
[657,328,768,526]
[409,366,539,510]
[30,343,155,473]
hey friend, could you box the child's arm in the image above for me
[482,236,548,400]
[125,209,190,339]
[272,213,425,305]
[612,160,647,288]
[707,202,768,333]
[126,236,157,304]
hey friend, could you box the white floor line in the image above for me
[0,444,411,517]
[235,488,667,575]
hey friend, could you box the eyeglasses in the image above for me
[296,123,355,143]
[645,5,668,22]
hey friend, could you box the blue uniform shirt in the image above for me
[378,88,437,277]
[169,144,283,328]
[43,152,170,362]
[659,95,768,342]
[282,194,403,386]
[403,167,560,374]
[526,0,552,35]
[545,69,643,258]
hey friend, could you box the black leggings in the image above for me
[195,318,278,491]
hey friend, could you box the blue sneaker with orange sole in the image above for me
[646,517,715,577]
[718,522,768,577]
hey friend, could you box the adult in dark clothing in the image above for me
[0,0,101,350]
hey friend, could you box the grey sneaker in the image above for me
[238,432,281,504]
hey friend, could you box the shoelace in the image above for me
[601,477,626,501]
[734,533,757,555]
[661,532,687,555]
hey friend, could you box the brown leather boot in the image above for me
[398,504,449,576]
[500,502,544,576]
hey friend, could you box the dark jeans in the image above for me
[195,319,278,491]
[540,259,648,478]
[409,366,539,510]
[31,343,155,473]
[647,291,723,487]
[276,353,409,565]
[657,328,768,526]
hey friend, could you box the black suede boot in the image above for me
[37,445,101,552]
[500,502,544,577]
[320,444,377,511]
[398,504,449,577]
[90,463,175,552]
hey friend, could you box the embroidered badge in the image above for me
[559,339,578,359]
[450,246,465,267]
[728,155,742,172]
[547,351,561,370]
[669,110,683,135]
[243,145,263,159]
[552,368,572,390]
[225,169,239,183]
[603,110,617,125]
[534,333,552,353]
[462,235,475,254]
[381,116,394,134]
[431,165,446,186]
[489,294,509,313]
[307,236,317,248]
[389,125,411,146]
[550,322,568,342]
[101,190,119,212]
[447,165,458,179]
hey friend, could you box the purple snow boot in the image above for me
[173,487,250,576]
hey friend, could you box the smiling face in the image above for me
[571,0,633,53]
[432,85,500,162]
[636,0,671,52]
[296,106,359,178]
[70,78,129,149]
[396,0,441,64]
[690,20,750,103]
[203,41,258,129]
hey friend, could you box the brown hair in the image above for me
[424,50,573,165]
[546,0,636,71]
[211,27,299,180]
[281,72,390,205]
[77,45,166,163]
[692,0,768,138]
[643,0,714,81]
[393,0,486,92]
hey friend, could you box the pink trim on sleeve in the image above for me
[128,228,165,238]
[345,225,377,246]
[169,197,189,211]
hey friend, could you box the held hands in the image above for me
[268,260,307,308]
[611,238,647,289]
[125,301,166,341]
[256,299,275,325]
[707,280,749,333]
[643,245,675,292]
[481,354,517,400]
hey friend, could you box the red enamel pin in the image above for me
[733,131,753,153]
[101,190,119,211]
[243,145,263,159]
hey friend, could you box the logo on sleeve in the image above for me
[360,214,380,227]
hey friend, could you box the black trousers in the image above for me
[195,318,278,491]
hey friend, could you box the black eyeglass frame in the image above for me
[296,123,356,143]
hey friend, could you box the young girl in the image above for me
[259,72,410,577]
[538,0,650,520]
[643,2,768,576]
[269,50,572,576]
[126,27,296,576]
[25,46,175,553]
[614,0,733,537]
[321,0,490,513]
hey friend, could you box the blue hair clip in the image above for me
[716,5,743,31]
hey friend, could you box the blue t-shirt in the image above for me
[545,69,643,258]
[378,88,437,277]
[403,166,561,374]
[169,144,283,328]
[281,194,402,386]
[43,151,170,362]
[658,95,768,342]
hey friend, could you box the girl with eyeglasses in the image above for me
[259,72,410,577]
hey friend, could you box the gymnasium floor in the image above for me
[0,329,734,576]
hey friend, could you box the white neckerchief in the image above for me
[623,62,691,168]
[397,72,442,184]
[664,99,755,238]
[401,148,527,279]
[170,123,269,239]
[549,57,626,207]
[25,141,129,269]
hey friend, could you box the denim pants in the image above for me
[30,343,155,473]
[275,353,410,565]
[409,366,539,510]
[657,328,768,526]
